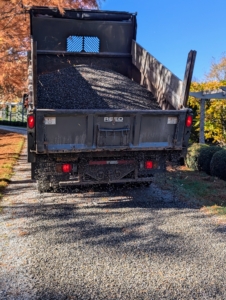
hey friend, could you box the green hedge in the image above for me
[0,120,27,127]
[210,149,226,180]
[185,143,208,170]
[198,146,221,174]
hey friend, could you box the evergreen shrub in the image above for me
[185,143,208,170]
[198,146,221,174]
[210,149,226,180]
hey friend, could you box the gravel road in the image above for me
[0,139,226,300]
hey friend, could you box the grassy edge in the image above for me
[154,169,226,223]
[0,135,25,212]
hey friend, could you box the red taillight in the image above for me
[145,161,153,169]
[62,164,72,173]
[186,115,192,127]
[27,115,35,129]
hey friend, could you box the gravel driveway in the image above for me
[0,138,226,300]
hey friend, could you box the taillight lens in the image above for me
[27,115,35,129]
[62,164,72,173]
[145,161,153,169]
[186,115,192,127]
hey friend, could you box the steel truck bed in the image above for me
[26,7,195,191]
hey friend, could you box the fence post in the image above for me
[199,98,205,144]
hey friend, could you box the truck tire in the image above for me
[37,179,50,193]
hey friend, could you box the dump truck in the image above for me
[26,6,196,192]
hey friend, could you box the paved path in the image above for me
[0,125,27,135]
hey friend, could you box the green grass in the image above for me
[174,178,212,198]
[2,164,13,169]
[215,206,226,215]
[155,166,226,221]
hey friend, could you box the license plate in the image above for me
[44,117,56,125]
[167,117,177,124]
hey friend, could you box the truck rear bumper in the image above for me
[32,150,179,189]
[58,177,153,187]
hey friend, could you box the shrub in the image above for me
[185,143,208,170]
[210,149,226,180]
[198,146,221,174]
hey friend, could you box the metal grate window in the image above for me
[67,36,100,53]
[67,36,83,52]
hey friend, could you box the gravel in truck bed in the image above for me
[37,65,161,110]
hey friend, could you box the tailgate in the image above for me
[35,109,189,153]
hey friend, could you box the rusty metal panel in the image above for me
[157,66,183,110]
[131,41,148,74]
[131,40,183,110]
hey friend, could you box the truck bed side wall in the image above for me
[131,40,183,111]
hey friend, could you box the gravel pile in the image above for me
[37,65,161,110]
[0,138,226,299]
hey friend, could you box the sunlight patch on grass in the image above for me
[2,164,12,169]
[201,205,226,224]
[0,129,25,202]
[155,165,226,218]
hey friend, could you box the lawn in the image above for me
[0,129,25,204]
[154,163,226,224]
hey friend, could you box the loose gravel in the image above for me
[37,65,161,110]
[0,139,226,300]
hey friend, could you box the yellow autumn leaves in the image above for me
[189,80,226,145]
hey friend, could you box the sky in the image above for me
[101,0,226,82]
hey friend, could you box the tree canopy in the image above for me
[206,54,226,81]
[0,0,100,100]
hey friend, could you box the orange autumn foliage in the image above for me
[0,0,101,100]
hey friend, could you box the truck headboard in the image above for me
[29,7,137,54]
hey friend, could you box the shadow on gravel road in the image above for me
[2,183,203,247]
[2,182,226,299]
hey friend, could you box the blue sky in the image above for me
[101,0,226,82]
